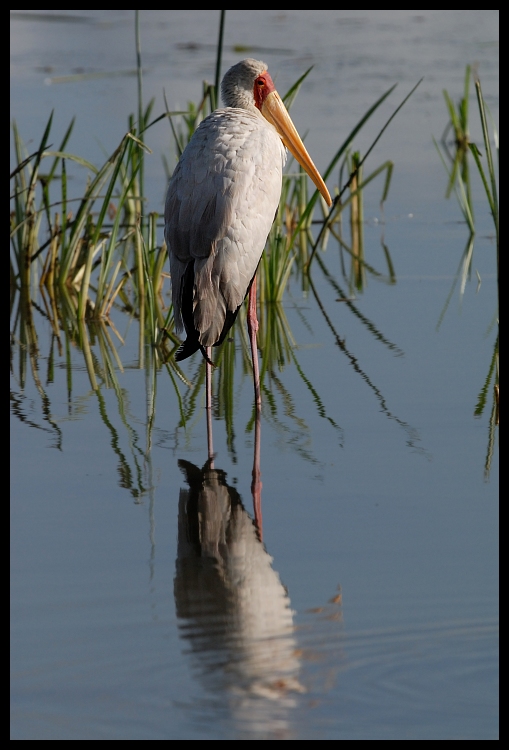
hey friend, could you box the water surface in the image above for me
[11,9,498,740]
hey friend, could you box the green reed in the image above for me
[436,65,499,256]
[10,9,420,466]
[435,64,499,479]
[10,3,406,340]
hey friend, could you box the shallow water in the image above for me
[11,10,498,740]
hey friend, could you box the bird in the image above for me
[165,58,331,406]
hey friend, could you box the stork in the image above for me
[165,58,331,409]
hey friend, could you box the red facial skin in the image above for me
[253,72,276,110]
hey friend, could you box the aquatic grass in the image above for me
[469,77,499,280]
[76,134,149,319]
[11,113,54,287]
[474,333,499,481]
[434,134,475,234]
[11,276,177,494]
[259,225,296,304]
[330,202,397,297]
[306,78,422,272]
[343,151,365,292]
[10,9,424,466]
[437,66,499,263]
[10,17,405,343]
[258,302,296,377]
[281,66,314,112]
[294,81,398,259]
[10,75,405,458]
[10,117,158,326]
[436,67,498,465]
[94,142,142,313]
[440,66,474,219]
[475,334,499,420]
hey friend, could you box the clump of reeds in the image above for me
[435,64,499,479]
[435,64,499,268]
[11,116,147,313]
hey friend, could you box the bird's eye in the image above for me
[256,78,265,87]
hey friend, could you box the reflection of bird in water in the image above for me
[165,58,331,407]
[174,459,304,733]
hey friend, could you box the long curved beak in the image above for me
[261,90,332,207]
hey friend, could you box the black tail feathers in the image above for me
[175,338,214,366]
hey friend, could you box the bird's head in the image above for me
[221,59,332,207]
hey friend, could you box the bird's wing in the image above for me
[165,109,285,342]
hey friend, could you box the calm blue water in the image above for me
[11,10,498,740]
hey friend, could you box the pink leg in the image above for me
[251,403,263,541]
[247,276,261,408]
[247,277,262,538]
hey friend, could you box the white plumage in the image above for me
[165,104,285,351]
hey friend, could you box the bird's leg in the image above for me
[206,346,212,410]
[248,276,262,526]
[251,402,263,542]
[247,275,262,408]
[205,347,214,463]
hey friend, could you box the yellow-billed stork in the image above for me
[165,58,331,407]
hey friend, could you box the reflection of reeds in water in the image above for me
[205,301,343,463]
[11,273,342,497]
[10,282,163,500]
[174,459,304,711]
[306,265,427,458]
[10,290,63,451]
[474,333,499,481]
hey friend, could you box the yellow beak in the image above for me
[261,90,332,207]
